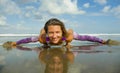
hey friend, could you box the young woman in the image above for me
[11,18,107,46]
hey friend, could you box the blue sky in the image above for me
[0,0,120,34]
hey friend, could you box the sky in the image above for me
[0,0,120,34]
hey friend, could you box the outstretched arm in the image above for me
[12,28,47,46]
[12,36,39,46]
[73,32,106,44]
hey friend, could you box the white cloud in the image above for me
[111,5,120,18]
[0,0,21,15]
[101,5,120,18]
[24,6,45,21]
[0,16,7,26]
[88,12,105,16]
[83,3,90,8]
[94,0,107,5]
[102,6,111,13]
[89,5,120,18]
[25,12,31,18]
[39,0,86,15]
[11,23,31,30]
[15,0,38,4]
[25,6,36,10]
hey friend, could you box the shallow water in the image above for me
[0,36,120,73]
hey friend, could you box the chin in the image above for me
[53,42,59,44]
[51,41,61,45]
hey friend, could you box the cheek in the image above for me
[48,34,52,37]
[57,33,62,37]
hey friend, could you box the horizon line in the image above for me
[0,33,120,36]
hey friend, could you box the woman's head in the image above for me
[44,18,67,44]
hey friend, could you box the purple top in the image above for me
[73,32,104,43]
[16,36,39,45]
[46,37,66,44]
[46,37,66,41]
[16,32,104,45]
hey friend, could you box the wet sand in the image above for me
[0,36,120,73]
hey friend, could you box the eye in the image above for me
[56,31,60,33]
[48,32,53,34]
[48,32,53,35]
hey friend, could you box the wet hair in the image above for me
[44,18,68,37]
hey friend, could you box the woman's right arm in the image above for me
[12,36,39,46]
[12,28,47,46]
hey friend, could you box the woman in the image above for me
[11,18,107,46]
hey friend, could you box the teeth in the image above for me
[53,38,56,40]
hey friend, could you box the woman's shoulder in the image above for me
[67,29,73,33]
[38,32,47,44]
[65,29,74,43]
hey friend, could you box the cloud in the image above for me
[83,3,90,8]
[110,5,120,18]
[0,0,21,15]
[86,12,105,16]
[101,5,120,18]
[0,17,31,32]
[14,0,38,4]
[0,16,8,26]
[39,0,86,15]
[13,24,30,30]
[94,0,107,5]
[89,5,120,18]
[102,6,111,13]
[23,6,45,21]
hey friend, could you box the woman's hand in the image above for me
[65,43,72,50]
[104,39,120,45]
[2,41,16,49]
[11,42,17,46]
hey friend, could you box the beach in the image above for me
[0,35,120,73]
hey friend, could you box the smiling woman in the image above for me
[3,18,115,47]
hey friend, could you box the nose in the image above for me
[53,33,57,38]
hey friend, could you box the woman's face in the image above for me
[47,25,62,44]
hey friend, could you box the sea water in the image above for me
[0,34,120,73]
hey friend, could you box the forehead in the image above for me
[48,25,62,31]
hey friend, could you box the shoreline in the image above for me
[0,33,120,37]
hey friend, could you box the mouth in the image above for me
[52,39,58,43]
[50,38,60,44]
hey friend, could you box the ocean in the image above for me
[0,34,120,73]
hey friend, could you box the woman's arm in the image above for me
[73,32,106,44]
[13,36,39,45]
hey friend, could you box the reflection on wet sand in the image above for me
[2,43,119,73]
[39,47,74,73]
[2,44,75,73]
[72,44,112,54]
